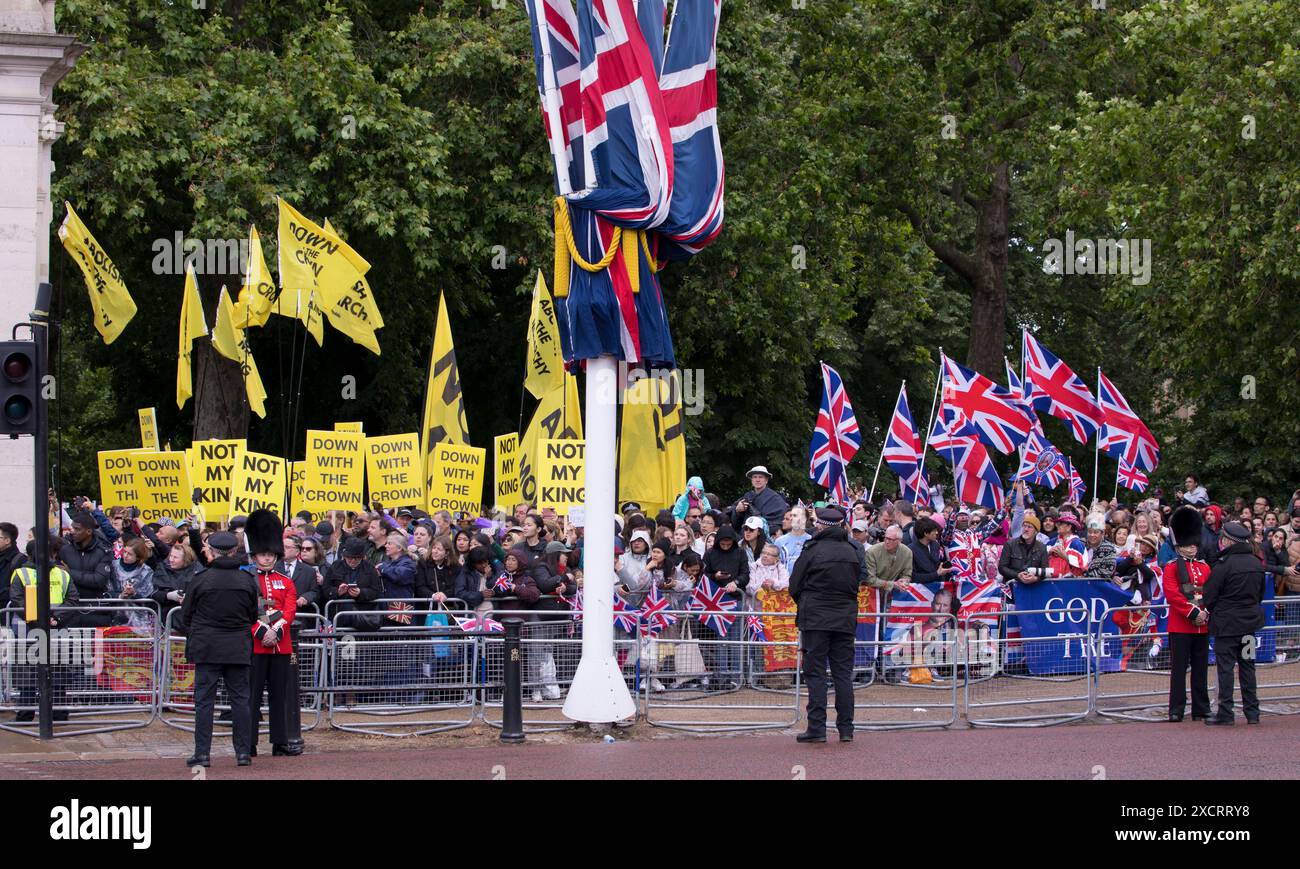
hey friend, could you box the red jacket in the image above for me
[251,568,297,655]
[1162,557,1210,634]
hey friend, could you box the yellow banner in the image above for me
[229,450,288,518]
[138,408,159,451]
[287,461,322,522]
[320,218,383,354]
[232,225,276,329]
[428,443,486,515]
[98,449,141,509]
[493,433,520,510]
[58,202,137,344]
[519,373,582,506]
[364,433,424,507]
[132,451,193,523]
[537,438,585,515]
[192,439,245,521]
[176,265,208,409]
[212,287,267,418]
[617,373,686,513]
[524,272,563,399]
[302,429,365,513]
[421,292,470,499]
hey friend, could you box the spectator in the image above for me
[1082,514,1120,580]
[520,514,547,561]
[999,514,1050,587]
[672,476,711,521]
[895,500,916,545]
[378,530,418,607]
[153,540,198,625]
[1199,504,1224,561]
[746,542,790,613]
[0,521,27,582]
[1180,475,1209,508]
[774,508,811,568]
[1047,513,1086,577]
[314,521,339,565]
[416,537,460,605]
[1264,528,1297,594]
[61,512,113,625]
[864,525,913,596]
[1284,507,1300,548]
[534,542,575,700]
[733,466,790,530]
[907,516,952,585]
[700,525,748,689]
[451,527,475,566]
[455,546,496,616]
[365,521,389,567]
[849,518,873,550]
[739,516,770,567]
[617,532,656,608]
[324,537,384,629]
[276,535,319,614]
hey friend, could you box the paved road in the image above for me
[2,714,1294,780]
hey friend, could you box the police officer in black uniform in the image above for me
[180,531,259,767]
[789,507,861,743]
[1203,521,1265,725]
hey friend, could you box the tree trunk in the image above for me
[192,341,250,441]
[965,162,1010,377]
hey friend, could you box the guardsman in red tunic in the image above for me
[1162,506,1211,722]
[245,510,299,756]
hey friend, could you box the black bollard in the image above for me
[500,618,525,744]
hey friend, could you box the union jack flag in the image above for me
[688,577,737,635]
[957,573,1002,626]
[452,613,505,634]
[941,355,1033,454]
[809,362,861,503]
[1022,331,1102,444]
[883,383,930,505]
[1066,458,1087,503]
[884,580,944,655]
[1005,358,1043,435]
[638,587,677,636]
[928,415,1005,511]
[612,593,640,633]
[1017,429,1067,488]
[566,589,583,620]
[746,614,769,642]
[1097,370,1160,473]
[1116,458,1149,493]
[524,0,586,194]
[493,573,516,594]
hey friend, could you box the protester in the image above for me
[416,536,460,604]
[61,512,113,625]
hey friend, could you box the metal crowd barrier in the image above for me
[0,601,160,738]
[644,609,801,733]
[1252,595,1300,715]
[854,611,959,731]
[965,605,1093,727]
[160,607,325,735]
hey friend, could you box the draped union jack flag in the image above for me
[638,587,677,636]
[688,577,737,634]
[524,0,585,194]
[809,362,861,504]
[957,573,1002,626]
[941,355,1033,454]
[884,580,944,655]
[929,415,1005,511]
[1117,458,1149,493]
[883,383,930,506]
[1097,370,1161,473]
[1022,331,1102,444]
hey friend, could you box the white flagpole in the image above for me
[867,380,901,503]
[1092,366,1101,508]
[920,349,944,506]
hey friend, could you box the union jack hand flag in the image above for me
[1066,458,1087,503]
[452,613,505,634]
[1022,331,1102,444]
[883,383,930,505]
[1016,429,1067,488]
[746,614,769,642]
[941,355,1033,454]
[567,589,584,620]
[928,415,1005,511]
[809,362,861,504]
[613,593,640,633]
[688,577,737,635]
[1116,458,1149,493]
[493,573,516,594]
[1097,370,1160,473]
[638,587,678,636]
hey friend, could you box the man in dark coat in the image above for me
[323,536,385,628]
[60,512,113,626]
[789,507,861,743]
[179,531,259,767]
[1202,522,1266,725]
[732,466,790,531]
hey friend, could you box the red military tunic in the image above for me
[1162,557,1210,635]
[251,568,297,655]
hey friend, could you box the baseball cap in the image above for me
[851,519,871,532]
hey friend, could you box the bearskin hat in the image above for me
[246,508,284,558]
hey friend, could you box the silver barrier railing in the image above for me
[0,602,160,738]
[1092,603,1198,721]
[1252,594,1300,714]
[965,605,1093,727]
[644,609,801,733]
[323,606,477,737]
[855,611,959,730]
[160,607,325,735]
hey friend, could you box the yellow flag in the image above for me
[271,287,324,345]
[276,198,382,353]
[422,293,470,499]
[658,371,687,507]
[58,202,137,344]
[233,225,276,329]
[524,272,564,399]
[519,373,582,507]
[212,287,267,418]
[176,265,208,409]
[617,373,686,513]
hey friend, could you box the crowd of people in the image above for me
[4,467,1298,737]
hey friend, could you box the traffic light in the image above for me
[0,341,38,436]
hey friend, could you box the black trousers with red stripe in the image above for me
[249,653,291,747]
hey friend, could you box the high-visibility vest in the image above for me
[14,566,69,620]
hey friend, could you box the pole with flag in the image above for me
[1093,366,1101,506]
[867,380,902,503]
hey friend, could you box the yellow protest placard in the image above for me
[229,451,287,518]
[335,421,363,432]
[132,451,193,523]
[98,450,141,509]
[302,429,365,513]
[191,439,245,521]
[537,438,585,515]
[138,408,159,451]
[428,443,486,515]
[494,434,520,510]
[287,461,318,522]
[364,433,423,507]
